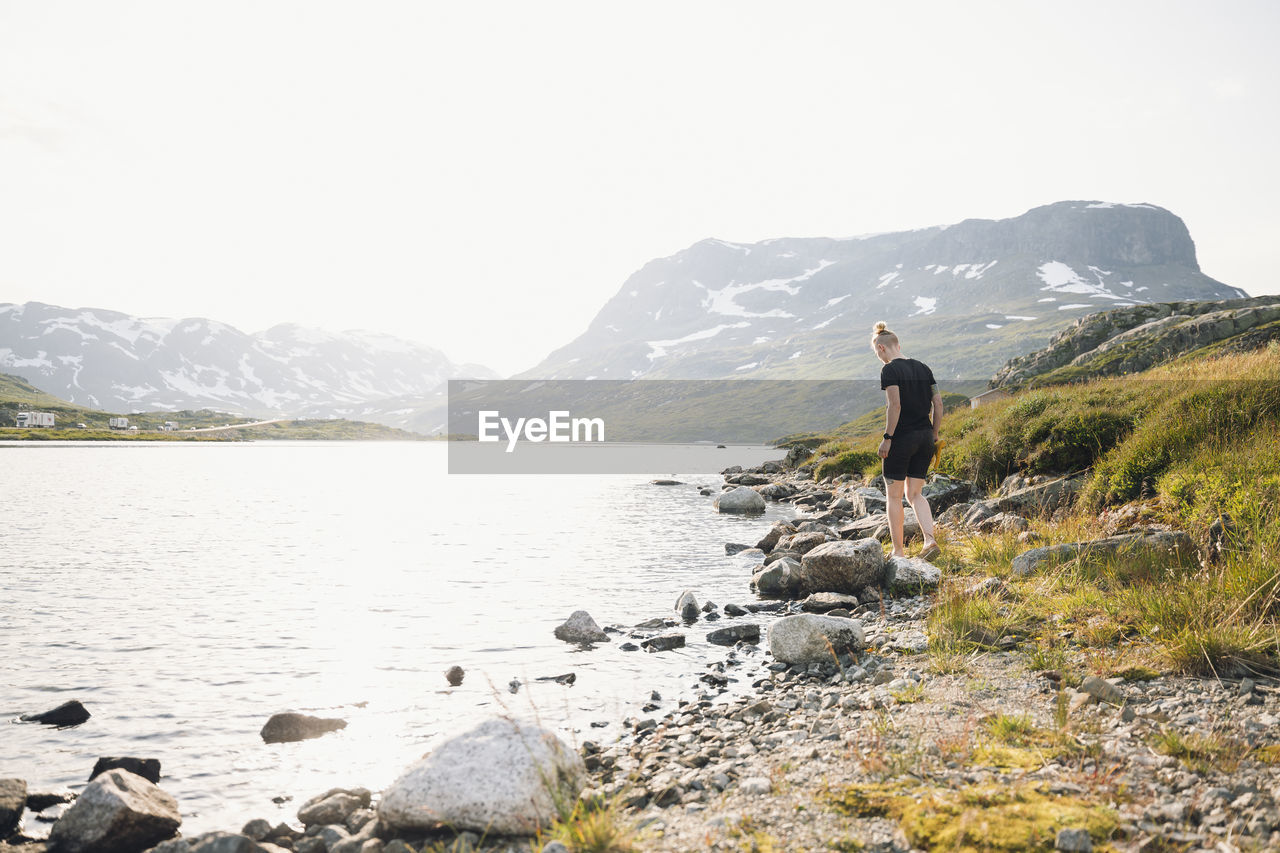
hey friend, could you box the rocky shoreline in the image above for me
[6,460,1280,853]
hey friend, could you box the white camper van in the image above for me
[108,417,129,430]
[15,412,55,428]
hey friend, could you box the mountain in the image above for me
[0,302,495,425]
[522,201,1246,382]
[989,294,1280,387]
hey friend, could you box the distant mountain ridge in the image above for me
[0,302,495,422]
[522,201,1246,382]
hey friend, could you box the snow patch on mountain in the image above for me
[646,322,751,361]
[700,260,835,319]
[911,296,938,316]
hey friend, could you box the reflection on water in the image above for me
[0,442,791,833]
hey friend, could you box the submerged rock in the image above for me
[90,758,161,785]
[706,624,761,646]
[259,713,347,744]
[47,769,180,853]
[444,665,465,686]
[20,699,90,727]
[378,718,585,835]
[553,610,610,644]
[642,633,686,652]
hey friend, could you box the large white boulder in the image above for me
[377,718,586,835]
[796,538,885,594]
[714,486,766,514]
[47,769,181,853]
[767,613,865,665]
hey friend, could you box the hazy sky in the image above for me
[2,1,1277,376]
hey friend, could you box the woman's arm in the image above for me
[879,386,902,459]
[930,385,943,440]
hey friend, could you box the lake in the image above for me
[0,441,793,835]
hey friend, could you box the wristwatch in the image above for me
[883,432,893,440]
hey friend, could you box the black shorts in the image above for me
[884,428,935,481]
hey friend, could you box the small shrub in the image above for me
[814,449,880,481]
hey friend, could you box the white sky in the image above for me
[2,1,1278,376]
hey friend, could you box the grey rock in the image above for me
[642,633,686,652]
[1080,675,1125,706]
[541,842,571,853]
[241,818,273,841]
[886,556,941,591]
[851,487,888,516]
[382,842,417,853]
[713,486,766,514]
[552,610,610,644]
[675,590,700,621]
[706,624,761,646]
[921,475,973,513]
[975,512,1029,534]
[1055,827,1092,852]
[755,521,796,554]
[444,665,465,686]
[774,531,830,555]
[799,592,862,613]
[260,713,347,744]
[724,542,752,555]
[47,769,181,853]
[377,717,586,834]
[992,475,1086,516]
[1012,530,1195,577]
[296,788,369,826]
[796,538,886,594]
[183,833,276,853]
[0,778,26,837]
[768,614,865,665]
[751,558,803,597]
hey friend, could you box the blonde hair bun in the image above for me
[871,321,899,347]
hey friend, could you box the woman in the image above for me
[870,321,941,561]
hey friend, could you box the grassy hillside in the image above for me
[800,341,1280,677]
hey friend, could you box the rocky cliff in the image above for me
[989,295,1280,387]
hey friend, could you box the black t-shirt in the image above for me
[880,357,936,433]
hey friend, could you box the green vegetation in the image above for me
[828,782,1117,853]
[531,797,640,853]
[914,344,1280,678]
[1149,728,1250,775]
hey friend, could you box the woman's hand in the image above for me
[878,438,891,459]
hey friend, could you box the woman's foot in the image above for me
[920,542,941,561]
